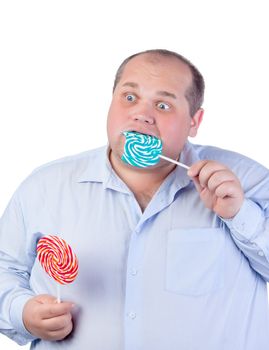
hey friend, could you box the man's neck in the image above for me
[109,150,176,210]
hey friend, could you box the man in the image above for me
[0,49,269,349]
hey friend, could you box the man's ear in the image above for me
[188,108,204,137]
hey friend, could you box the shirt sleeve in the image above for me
[222,162,269,281]
[0,190,37,345]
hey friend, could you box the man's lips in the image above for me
[122,127,159,139]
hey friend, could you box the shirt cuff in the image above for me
[9,293,38,344]
[222,199,263,242]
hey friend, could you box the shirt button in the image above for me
[258,250,264,257]
[128,312,136,319]
[131,268,138,276]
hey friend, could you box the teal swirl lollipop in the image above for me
[121,131,162,168]
[121,131,190,169]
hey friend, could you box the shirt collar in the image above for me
[76,145,130,193]
[77,141,201,192]
[76,146,109,184]
[180,140,201,166]
[158,140,201,192]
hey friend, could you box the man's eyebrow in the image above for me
[121,82,177,99]
[156,91,177,99]
[122,82,139,89]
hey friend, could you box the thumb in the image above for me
[191,176,204,194]
[34,294,59,305]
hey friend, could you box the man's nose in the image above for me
[130,100,156,124]
[133,114,155,124]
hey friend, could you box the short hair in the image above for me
[112,49,205,117]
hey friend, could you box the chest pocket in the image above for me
[166,228,225,296]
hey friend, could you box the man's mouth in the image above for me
[123,129,159,139]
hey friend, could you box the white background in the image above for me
[0,0,268,348]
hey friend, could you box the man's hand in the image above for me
[22,294,74,341]
[188,160,244,219]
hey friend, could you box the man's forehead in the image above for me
[118,54,192,92]
[122,53,192,82]
[121,81,178,99]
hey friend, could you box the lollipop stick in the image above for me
[159,155,190,170]
[56,284,61,303]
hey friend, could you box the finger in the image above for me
[40,302,74,319]
[188,161,227,187]
[207,170,236,193]
[198,164,228,188]
[192,176,204,193]
[188,160,208,178]
[199,186,216,209]
[45,321,73,341]
[215,181,240,199]
[56,321,73,340]
[43,312,72,331]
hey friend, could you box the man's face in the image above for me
[107,54,203,167]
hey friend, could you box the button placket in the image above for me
[124,227,147,347]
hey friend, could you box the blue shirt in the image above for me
[0,141,269,350]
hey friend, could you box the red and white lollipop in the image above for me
[37,235,78,302]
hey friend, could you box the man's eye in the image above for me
[125,94,136,102]
[157,102,170,110]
